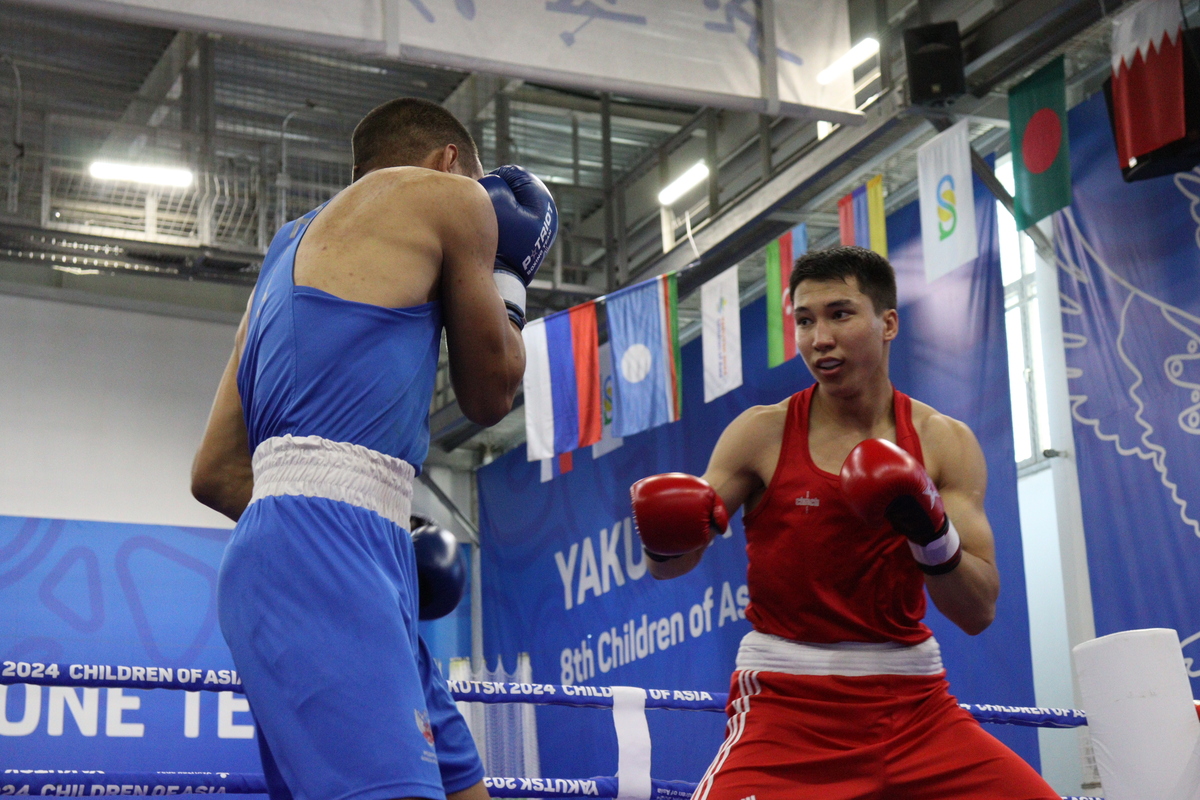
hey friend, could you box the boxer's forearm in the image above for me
[647,546,705,580]
[447,780,491,800]
[192,459,253,522]
[925,551,999,635]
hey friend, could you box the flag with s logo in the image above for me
[918,119,978,282]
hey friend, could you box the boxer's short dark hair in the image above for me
[788,246,897,314]
[352,97,480,180]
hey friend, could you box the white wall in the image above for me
[0,292,238,528]
[1018,466,1083,794]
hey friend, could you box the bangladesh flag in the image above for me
[1008,56,1071,230]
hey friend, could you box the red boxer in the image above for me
[631,246,1058,800]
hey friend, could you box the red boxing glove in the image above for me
[630,473,729,560]
[840,438,962,575]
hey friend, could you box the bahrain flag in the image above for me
[1111,0,1186,169]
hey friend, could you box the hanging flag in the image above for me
[766,224,806,368]
[866,175,888,257]
[522,301,601,462]
[838,192,855,246]
[607,274,681,437]
[1110,0,1185,169]
[539,451,574,483]
[591,342,624,458]
[918,119,978,282]
[1009,56,1071,230]
[702,265,743,402]
[837,176,887,256]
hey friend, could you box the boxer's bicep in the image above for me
[192,297,254,521]
[934,419,996,566]
[440,183,523,427]
[704,408,769,515]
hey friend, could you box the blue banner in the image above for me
[1058,93,1200,682]
[478,173,1040,785]
[0,517,260,778]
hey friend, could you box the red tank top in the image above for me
[741,385,933,645]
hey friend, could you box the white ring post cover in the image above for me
[611,686,652,800]
[1073,628,1200,800]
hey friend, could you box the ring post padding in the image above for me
[1074,628,1200,800]
[611,686,652,800]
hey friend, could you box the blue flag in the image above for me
[606,274,680,437]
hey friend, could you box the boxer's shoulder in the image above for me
[350,166,489,220]
[910,400,971,445]
[909,400,983,484]
[715,400,789,468]
[729,399,789,440]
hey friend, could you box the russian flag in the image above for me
[523,302,602,461]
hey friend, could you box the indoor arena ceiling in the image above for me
[0,0,1150,463]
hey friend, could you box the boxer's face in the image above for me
[791,276,897,392]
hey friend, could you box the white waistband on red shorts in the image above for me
[734,630,944,677]
[249,434,415,529]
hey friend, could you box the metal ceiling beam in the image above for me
[961,0,1128,95]
[101,30,197,158]
[632,91,907,291]
[510,86,696,128]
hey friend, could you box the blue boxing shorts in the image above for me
[217,436,484,800]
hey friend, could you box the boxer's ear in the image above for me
[882,308,899,342]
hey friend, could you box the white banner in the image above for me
[917,119,978,283]
[32,0,858,121]
[701,265,742,403]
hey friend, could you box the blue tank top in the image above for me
[237,203,442,469]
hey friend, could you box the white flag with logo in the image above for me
[701,265,743,402]
[917,119,977,283]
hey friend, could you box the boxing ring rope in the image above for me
[0,663,1098,800]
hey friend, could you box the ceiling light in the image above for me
[817,38,880,85]
[89,161,193,188]
[657,161,710,206]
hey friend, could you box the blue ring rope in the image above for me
[0,771,1101,799]
[0,664,1088,727]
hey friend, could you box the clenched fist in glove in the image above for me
[630,473,729,561]
[840,438,962,575]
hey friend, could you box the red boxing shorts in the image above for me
[692,670,1059,800]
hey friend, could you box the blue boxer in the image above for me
[196,98,555,800]
[216,201,481,800]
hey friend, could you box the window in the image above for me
[996,155,1052,467]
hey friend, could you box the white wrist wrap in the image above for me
[909,519,961,567]
[493,269,527,315]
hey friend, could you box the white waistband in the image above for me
[735,630,944,677]
[249,435,415,529]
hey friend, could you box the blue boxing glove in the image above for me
[412,521,468,620]
[479,165,558,329]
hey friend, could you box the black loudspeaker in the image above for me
[904,22,966,106]
[1103,27,1200,182]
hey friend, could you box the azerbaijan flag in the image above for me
[1008,56,1072,230]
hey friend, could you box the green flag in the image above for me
[1008,56,1071,230]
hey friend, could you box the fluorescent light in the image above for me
[657,161,710,206]
[817,38,879,85]
[89,161,193,188]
